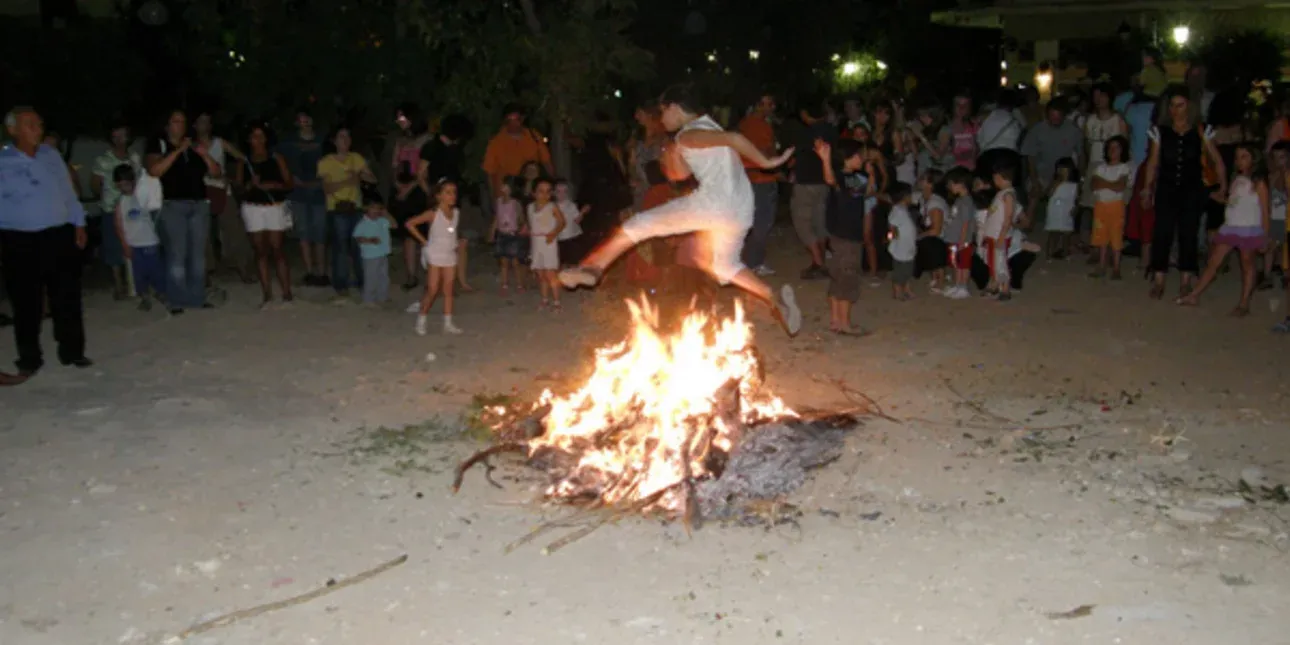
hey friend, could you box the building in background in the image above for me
[933,0,1290,99]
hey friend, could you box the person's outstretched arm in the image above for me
[677,130,794,169]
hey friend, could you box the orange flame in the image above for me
[528,296,794,511]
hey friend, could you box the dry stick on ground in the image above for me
[541,484,681,555]
[939,377,1015,424]
[451,442,527,493]
[505,501,608,554]
[811,375,901,423]
[171,554,408,642]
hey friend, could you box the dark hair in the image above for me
[1271,140,1290,156]
[889,181,913,203]
[396,102,428,136]
[1233,142,1264,180]
[797,93,830,120]
[553,177,570,188]
[532,176,555,192]
[1156,84,1195,128]
[944,166,974,190]
[501,102,526,118]
[1054,157,1080,182]
[439,113,472,142]
[295,106,312,119]
[971,188,995,210]
[364,192,386,208]
[107,116,130,136]
[993,89,1018,111]
[833,138,865,165]
[244,121,276,150]
[659,84,704,116]
[1092,82,1116,103]
[991,154,1017,182]
[1104,135,1130,163]
[501,175,521,194]
[1045,100,1068,116]
[112,163,135,183]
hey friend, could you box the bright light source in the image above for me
[1001,75,1008,87]
[1000,60,1008,70]
[228,50,236,59]
[1035,70,1053,92]
[706,52,717,62]
[748,50,760,61]
[841,62,860,76]
[1172,25,1190,46]
[831,53,841,62]
[876,60,888,70]
[613,89,622,98]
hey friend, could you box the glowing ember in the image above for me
[524,296,794,512]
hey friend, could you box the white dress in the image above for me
[619,115,754,284]
[528,202,561,270]
[425,207,459,267]
[1045,181,1078,232]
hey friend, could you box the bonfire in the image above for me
[454,296,868,551]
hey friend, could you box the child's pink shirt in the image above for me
[495,198,520,234]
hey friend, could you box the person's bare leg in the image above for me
[1235,248,1257,315]
[500,258,510,291]
[726,267,801,336]
[252,232,272,304]
[558,230,638,288]
[419,267,442,315]
[862,213,878,276]
[456,240,473,291]
[443,269,455,317]
[271,231,292,301]
[808,239,825,268]
[1179,244,1230,304]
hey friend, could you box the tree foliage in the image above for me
[1196,29,1286,90]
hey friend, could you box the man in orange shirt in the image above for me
[739,92,780,275]
[481,104,553,202]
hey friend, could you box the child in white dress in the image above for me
[554,179,589,267]
[557,84,801,336]
[528,178,567,310]
[405,179,463,335]
[1044,157,1079,258]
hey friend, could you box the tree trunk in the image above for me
[517,0,574,179]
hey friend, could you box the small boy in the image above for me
[942,167,977,299]
[984,158,1019,301]
[887,182,917,301]
[112,164,163,312]
[352,196,393,306]
[816,138,873,334]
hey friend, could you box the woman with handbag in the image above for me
[319,126,378,300]
[235,123,295,308]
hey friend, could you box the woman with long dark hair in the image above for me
[1139,85,1227,300]
[234,122,295,307]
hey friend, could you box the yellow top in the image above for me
[318,153,369,210]
[1140,66,1167,97]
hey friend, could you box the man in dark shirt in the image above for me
[418,114,473,290]
[145,109,222,314]
[791,96,837,279]
[278,109,327,285]
[819,138,870,335]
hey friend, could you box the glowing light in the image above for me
[748,49,760,61]
[841,62,860,76]
[613,89,622,98]
[706,52,717,63]
[1035,70,1053,92]
[1172,25,1190,46]
[1000,60,1008,70]
[1001,75,1008,87]
[831,53,841,62]
[876,60,888,70]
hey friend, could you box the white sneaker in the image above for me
[776,284,802,337]
[415,315,428,336]
[444,319,463,335]
[754,265,776,276]
[948,286,970,300]
[405,301,420,314]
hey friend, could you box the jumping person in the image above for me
[557,84,802,336]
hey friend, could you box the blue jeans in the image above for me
[742,182,779,268]
[331,211,364,292]
[157,200,210,309]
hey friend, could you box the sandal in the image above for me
[1149,283,1165,300]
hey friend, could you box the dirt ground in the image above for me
[2,227,1288,645]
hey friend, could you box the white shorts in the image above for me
[620,195,751,284]
[530,236,559,270]
[424,241,457,268]
[241,203,289,233]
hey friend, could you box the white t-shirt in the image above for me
[1094,162,1132,203]
[982,187,1017,240]
[888,204,918,262]
[556,199,581,240]
[117,194,159,248]
[920,194,949,230]
[1045,181,1078,232]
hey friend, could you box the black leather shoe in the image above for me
[60,357,94,369]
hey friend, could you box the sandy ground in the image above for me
[2,226,1289,645]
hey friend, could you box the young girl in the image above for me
[406,180,464,335]
[527,178,568,311]
[1090,136,1132,279]
[1178,144,1270,316]
[888,183,918,301]
[554,179,590,267]
[488,178,526,294]
[942,167,977,299]
[984,162,1019,301]
[1044,158,1080,258]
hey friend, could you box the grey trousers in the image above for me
[362,257,389,303]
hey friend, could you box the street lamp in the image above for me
[841,62,860,76]
[1172,25,1191,46]
[748,50,760,61]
